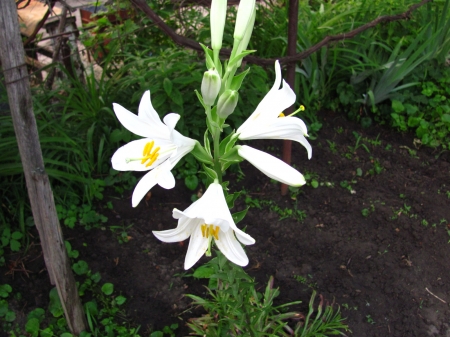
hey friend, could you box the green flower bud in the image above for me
[217,89,239,118]
[201,69,221,106]
[233,0,256,40]
[210,0,227,51]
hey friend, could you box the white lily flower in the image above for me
[153,182,255,270]
[111,90,196,207]
[237,145,306,186]
[236,60,312,159]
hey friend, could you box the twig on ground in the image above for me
[425,287,447,303]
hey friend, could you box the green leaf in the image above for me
[49,287,64,318]
[10,239,21,251]
[0,284,12,298]
[25,317,40,337]
[232,207,249,224]
[391,100,404,113]
[150,332,163,337]
[5,310,15,322]
[193,265,215,279]
[60,333,73,337]
[442,114,450,124]
[201,164,218,182]
[115,295,126,305]
[230,68,250,91]
[27,308,45,323]
[72,260,89,275]
[11,231,23,240]
[163,78,172,96]
[101,283,114,295]
[184,175,199,191]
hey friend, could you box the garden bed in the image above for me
[3,109,450,336]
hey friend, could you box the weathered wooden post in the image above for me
[0,0,87,334]
[281,0,299,196]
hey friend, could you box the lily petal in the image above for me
[184,224,209,269]
[237,145,306,186]
[163,113,181,133]
[239,117,312,159]
[131,161,174,207]
[138,91,168,136]
[153,216,198,243]
[215,229,250,266]
[229,222,256,245]
[113,103,153,138]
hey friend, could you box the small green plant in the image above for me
[366,315,375,324]
[327,140,338,154]
[150,324,179,337]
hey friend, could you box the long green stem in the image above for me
[213,127,222,183]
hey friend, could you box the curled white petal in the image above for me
[131,161,175,207]
[237,145,306,186]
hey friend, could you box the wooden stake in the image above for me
[281,0,299,196]
[0,0,87,334]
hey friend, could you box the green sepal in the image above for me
[230,68,250,91]
[204,130,212,157]
[200,43,215,70]
[202,164,218,181]
[232,207,249,224]
[190,141,213,165]
[227,50,256,70]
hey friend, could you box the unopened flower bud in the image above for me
[210,0,227,51]
[234,0,256,40]
[217,89,239,118]
[201,69,221,106]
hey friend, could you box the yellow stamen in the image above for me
[200,224,220,240]
[143,140,154,156]
[201,224,207,237]
[279,105,306,118]
[140,142,160,166]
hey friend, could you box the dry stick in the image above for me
[129,0,432,66]
[425,287,447,303]
[45,6,67,90]
[0,0,87,334]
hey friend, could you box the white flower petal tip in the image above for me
[112,91,195,207]
[238,145,306,186]
[236,60,312,160]
[152,182,255,270]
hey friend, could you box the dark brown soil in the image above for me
[3,110,450,337]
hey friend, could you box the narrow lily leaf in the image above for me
[226,191,242,209]
[199,43,215,69]
[230,67,251,91]
[190,141,213,165]
[204,130,212,156]
[219,131,235,155]
[228,50,256,69]
[232,207,249,224]
[202,164,218,181]
[195,89,207,110]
